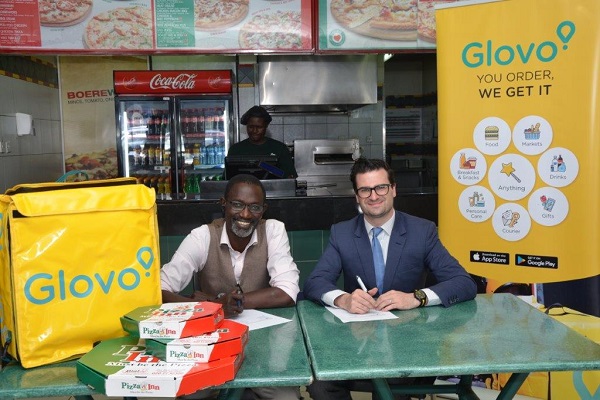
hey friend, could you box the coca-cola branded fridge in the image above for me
[114,70,234,200]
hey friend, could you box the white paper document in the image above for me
[229,309,291,330]
[325,306,398,323]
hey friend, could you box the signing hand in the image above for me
[335,287,378,314]
[216,291,244,317]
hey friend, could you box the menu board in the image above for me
[0,0,313,53]
[317,0,462,51]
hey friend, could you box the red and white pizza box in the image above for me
[77,336,243,397]
[146,319,249,363]
[120,302,224,339]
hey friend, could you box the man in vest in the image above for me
[161,173,300,400]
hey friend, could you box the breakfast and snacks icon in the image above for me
[540,195,556,212]
[501,209,520,228]
[484,126,499,140]
[500,162,522,183]
[459,153,477,169]
[524,122,541,140]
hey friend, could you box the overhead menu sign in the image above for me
[0,0,313,53]
[436,0,600,283]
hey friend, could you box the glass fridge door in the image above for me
[177,98,231,199]
[117,97,173,200]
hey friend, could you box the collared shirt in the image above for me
[161,219,300,302]
[322,210,440,307]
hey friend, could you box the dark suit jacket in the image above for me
[303,211,477,307]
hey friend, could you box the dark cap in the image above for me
[240,106,272,125]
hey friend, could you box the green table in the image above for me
[297,293,600,400]
[0,307,312,400]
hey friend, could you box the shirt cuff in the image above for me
[423,288,441,306]
[321,289,347,307]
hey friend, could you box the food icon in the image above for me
[500,162,521,183]
[524,122,541,140]
[484,126,499,140]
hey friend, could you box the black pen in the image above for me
[236,283,243,308]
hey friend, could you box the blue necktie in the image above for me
[372,227,385,294]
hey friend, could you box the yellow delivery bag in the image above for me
[0,178,162,368]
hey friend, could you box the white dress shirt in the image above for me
[161,219,300,302]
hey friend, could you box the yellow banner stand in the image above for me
[436,0,600,284]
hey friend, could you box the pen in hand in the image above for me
[356,276,368,292]
[236,283,243,308]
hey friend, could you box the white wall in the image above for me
[0,74,63,192]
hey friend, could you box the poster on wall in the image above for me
[436,0,600,284]
[317,0,462,51]
[60,56,148,180]
[0,0,313,53]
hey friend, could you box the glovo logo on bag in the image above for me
[23,246,155,305]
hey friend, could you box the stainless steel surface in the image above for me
[294,139,359,196]
[258,55,377,114]
[199,179,296,199]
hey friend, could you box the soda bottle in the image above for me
[182,109,190,134]
[199,110,205,134]
[192,144,201,166]
[191,109,199,134]
[163,148,171,166]
[155,146,163,166]
[147,146,155,165]
[217,107,225,131]
[153,111,162,137]
[157,176,165,200]
[164,176,172,200]
[161,112,169,137]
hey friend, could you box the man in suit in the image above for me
[303,157,477,400]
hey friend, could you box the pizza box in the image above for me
[76,336,243,397]
[120,302,225,339]
[146,319,249,363]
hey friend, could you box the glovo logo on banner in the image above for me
[462,21,576,68]
[23,246,155,305]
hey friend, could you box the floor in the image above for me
[31,383,543,400]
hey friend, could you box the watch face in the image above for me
[414,290,426,300]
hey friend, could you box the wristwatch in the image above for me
[414,289,428,307]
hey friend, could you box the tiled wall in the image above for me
[0,56,63,192]
[159,230,330,290]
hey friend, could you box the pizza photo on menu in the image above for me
[418,0,456,42]
[39,0,94,27]
[238,10,303,50]
[330,0,417,41]
[83,6,153,49]
[194,0,250,31]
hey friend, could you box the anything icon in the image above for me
[500,162,522,183]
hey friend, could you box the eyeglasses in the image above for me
[227,200,265,214]
[356,184,392,198]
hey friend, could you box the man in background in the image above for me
[227,106,297,178]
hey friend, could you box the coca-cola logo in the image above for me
[208,76,223,89]
[149,73,197,90]
[122,77,137,91]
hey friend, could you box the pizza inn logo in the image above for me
[150,73,197,90]
[329,29,345,46]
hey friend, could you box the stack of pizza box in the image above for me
[76,302,249,397]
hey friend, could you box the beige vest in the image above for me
[197,218,270,295]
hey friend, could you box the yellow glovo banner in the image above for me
[436,0,600,284]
